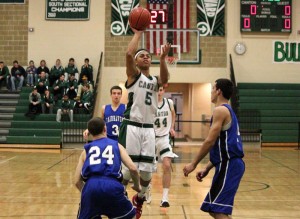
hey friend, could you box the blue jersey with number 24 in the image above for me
[81,138,122,181]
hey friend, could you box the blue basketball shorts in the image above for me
[201,158,245,215]
[77,176,135,219]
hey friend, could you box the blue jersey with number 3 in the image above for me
[104,104,126,140]
[81,138,122,181]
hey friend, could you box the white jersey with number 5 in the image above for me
[155,98,174,136]
[124,73,159,123]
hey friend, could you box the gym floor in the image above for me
[0,143,299,218]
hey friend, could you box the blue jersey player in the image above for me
[75,117,141,219]
[102,85,126,141]
[83,86,125,142]
[183,79,245,219]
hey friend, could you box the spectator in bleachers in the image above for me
[79,58,93,83]
[53,74,67,102]
[75,75,93,100]
[36,60,50,80]
[26,60,37,87]
[66,73,78,100]
[74,84,93,113]
[65,58,79,81]
[0,61,10,90]
[41,89,54,114]
[56,94,73,122]
[25,87,42,118]
[49,59,65,86]
[11,60,26,91]
[35,71,49,95]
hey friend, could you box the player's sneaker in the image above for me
[132,194,146,219]
[145,184,152,204]
[160,200,170,208]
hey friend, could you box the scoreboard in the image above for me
[241,0,292,33]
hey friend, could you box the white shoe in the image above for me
[145,184,152,204]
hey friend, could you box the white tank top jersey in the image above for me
[124,73,159,124]
[155,98,174,136]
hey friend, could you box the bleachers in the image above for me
[237,83,300,145]
[1,86,92,148]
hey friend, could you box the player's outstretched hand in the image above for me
[160,42,172,59]
[196,169,209,182]
[183,163,196,177]
[132,184,142,193]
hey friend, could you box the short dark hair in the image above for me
[88,117,105,136]
[215,78,233,100]
[69,58,75,62]
[110,85,122,94]
[84,58,89,62]
[13,60,18,64]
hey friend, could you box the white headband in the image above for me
[134,50,149,59]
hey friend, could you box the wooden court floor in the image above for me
[0,144,299,219]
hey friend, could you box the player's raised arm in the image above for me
[126,28,143,85]
[159,43,171,85]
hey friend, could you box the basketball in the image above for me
[129,7,151,31]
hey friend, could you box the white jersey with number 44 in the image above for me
[155,98,174,136]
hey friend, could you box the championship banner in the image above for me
[111,0,139,36]
[0,0,24,3]
[197,0,225,36]
[46,0,90,20]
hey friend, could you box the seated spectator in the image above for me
[0,61,10,90]
[41,89,54,114]
[26,60,37,87]
[53,74,67,102]
[35,71,49,95]
[74,84,93,113]
[11,60,26,91]
[25,87,42,119]
[56,94,73,122]
[79,58,93,83]
[65,58,79,81]
[36,60,50,81]
[49,59,64,86]
[66,73,78,100]
[75,75,93,100]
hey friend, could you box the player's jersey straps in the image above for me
[81,138,122,181]
[104,104,126,139]
[209,104,244,165]
[124,73,159,124]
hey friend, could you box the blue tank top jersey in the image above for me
[104,104,126,139]
[81,138,122,181]
[210,104,244,165]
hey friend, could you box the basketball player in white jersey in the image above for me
[118,27,171,219]
[146,85,177,207]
